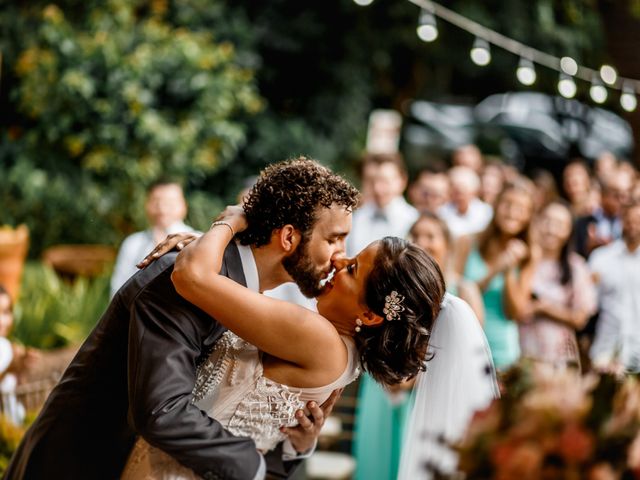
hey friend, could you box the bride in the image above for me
[123,206,448,479]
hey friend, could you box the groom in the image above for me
[5,158,360,480]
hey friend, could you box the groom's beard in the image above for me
[282,239,324,298]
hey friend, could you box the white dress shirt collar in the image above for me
[236,242,260,292]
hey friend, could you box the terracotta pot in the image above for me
[0,225,30,302]
[41,244,116,279]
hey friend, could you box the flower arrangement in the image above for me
[454,365,640,480]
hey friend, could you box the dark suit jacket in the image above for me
[5,244,298,480]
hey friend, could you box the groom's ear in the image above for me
[277,224,302,253]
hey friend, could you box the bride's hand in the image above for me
[136,232,202,269]
[215,205,248,234]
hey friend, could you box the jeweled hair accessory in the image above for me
[383,290,405,321]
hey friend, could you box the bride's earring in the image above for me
[355,318,363,333]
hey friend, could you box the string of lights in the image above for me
[354,0,639,112]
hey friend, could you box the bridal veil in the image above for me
[398,293,499,479]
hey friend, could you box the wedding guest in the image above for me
[438,166,493,238]
[480,161,505,209]
[562,160,594,216]
[353,211,486,480]
[594,151,618,184]
[0,285,38,425]
[349,152,417,480]
[589,200,640,373]
[511,202,597,369]
[452,144,484,174]
[574,170,632,259]
[456,177,535,369]
[347,152,418,256]
[410,213,484,324]
[530,168,560,212]
[111,180,195,296]
[407,169,450,214]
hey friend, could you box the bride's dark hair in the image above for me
[355,237,445,385]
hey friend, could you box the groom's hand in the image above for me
[280,388,343,453]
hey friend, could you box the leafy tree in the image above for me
[0,0,261,255]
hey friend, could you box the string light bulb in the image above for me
[558,73,577,98]
[470,37,491,66]
[417,9,438,42]
[620,84,637,112]
[590,78,608,104]
[516,57,536,86]
[560,56,578,76]
[600,65,618,86]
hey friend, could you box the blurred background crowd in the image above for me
[1,0,640,478]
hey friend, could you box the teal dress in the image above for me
[464,247,520,369]
[352,375,413,480]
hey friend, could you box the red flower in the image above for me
[558,423,594,464]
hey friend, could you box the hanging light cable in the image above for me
[403,0,640,109]
[417,8,438,42]
[470,37,491,66]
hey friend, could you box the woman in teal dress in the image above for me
[353,212,484,480]
[456,177,536,370]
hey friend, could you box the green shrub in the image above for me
[12,262,110,349]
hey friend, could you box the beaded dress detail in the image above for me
[122,331,360,479]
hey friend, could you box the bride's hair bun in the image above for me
[354,237,445,385]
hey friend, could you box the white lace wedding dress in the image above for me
[121,331,360,479]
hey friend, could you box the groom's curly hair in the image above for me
[356,237,446,385]
[237,157,360,247]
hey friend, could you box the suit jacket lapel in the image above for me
[222,242,247,288]
[199,242,248,356]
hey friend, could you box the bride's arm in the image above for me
[171,212,346,377]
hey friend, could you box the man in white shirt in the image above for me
[347,152,418,256]
[408,169,450,214]
[590,201,640,373]
[111,180,195,296]
[438,166,493,238]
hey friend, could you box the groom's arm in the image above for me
[127,263,263,480]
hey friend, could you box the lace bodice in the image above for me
[122,331,360,479]
[193,331,360,450]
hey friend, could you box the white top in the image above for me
[438,198,493,238]
[347,197,419,256]
[0,337,24,425]
[110,221,195,296]
[589,240,640,372]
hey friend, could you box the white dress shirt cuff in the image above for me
[282,438,317,461]
[252,454,266,480]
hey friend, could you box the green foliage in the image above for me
[1,0,261,255]
[0,414,28,473]
[12,262,110,349]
